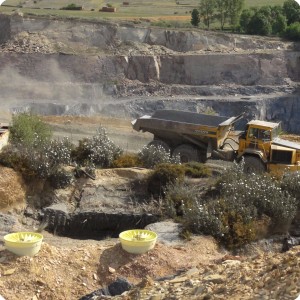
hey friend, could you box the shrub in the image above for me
[9,113,52,148]
[0,145,24,169]
[0,137,73,184]
[179,160,297,249]
[147,163,185,197]
[281,171,300,207]
[48,168,74,189]
[183,161,211,178]
[61,3,82,10]
[164,182,198,216]
[183,199,224,238]
[182,197,258,250]
[112,153,141,168]
[284,22,300,41]
[217,161,297,227]
[138,145,180,169]
[72,127,122,168]
[20,137,72,179]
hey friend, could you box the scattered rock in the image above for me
[145,221,183,245]
[79,277,132,299]
[203,274,226,284]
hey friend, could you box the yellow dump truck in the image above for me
[132,110,300,173]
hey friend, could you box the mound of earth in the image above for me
[1,234,300,300]
[0,235,224,300]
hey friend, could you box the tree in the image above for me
[239,8,256,33]
[272,13,287,35]
[215,0,230,30]
[285,22,300,41]
[240,6,287,36]
[283,0,300,25]
[227,0,244,29]
[248,12,272,36]
[191,8,200,27]
[199,0,216,29]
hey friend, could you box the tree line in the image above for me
[191,0,300,41]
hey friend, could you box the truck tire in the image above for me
[173,144,203,163]
[243,156,266,174]
[147,140,170,152]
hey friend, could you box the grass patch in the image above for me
[1,0,287,23]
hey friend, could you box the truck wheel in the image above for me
[173,144,202,163]
[243,156,266,174]
[147,140,170,152]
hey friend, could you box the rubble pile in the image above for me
[0,31,56,53]
[118,246,300,300]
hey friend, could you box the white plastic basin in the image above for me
[119,229,157,254]
[4,232,43,257]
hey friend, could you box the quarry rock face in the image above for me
[0,14,299,132]
[0,14,10,44]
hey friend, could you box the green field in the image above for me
[0,0,288,24]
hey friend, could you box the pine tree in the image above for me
[191,8,200,27]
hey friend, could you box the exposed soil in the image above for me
[40,115,152,152]
[1,231,300,300]
[0,235,225,300]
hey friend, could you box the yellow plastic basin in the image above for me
[119,229,157,254]
[4,232,43,257]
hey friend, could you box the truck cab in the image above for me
[238,120,300,173]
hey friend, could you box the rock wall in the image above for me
[0,15,299,133]
[0,14,11,44]
[8,15,293,52]
[0,51,299,87]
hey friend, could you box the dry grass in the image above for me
[0,166,26,212]
[0,0,287,22]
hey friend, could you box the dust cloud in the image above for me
[0,59,116,121]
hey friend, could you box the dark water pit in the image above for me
[42,203,160,240]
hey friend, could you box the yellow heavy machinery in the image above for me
[132,110,300,173]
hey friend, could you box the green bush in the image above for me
[147,163,185,197]
[284,22,300,41]
[20,138,72,179]
[0,145,24,169]
[217,161,297,226]
[164,182,198,216]
[182,196,258,250]
[178,160,297,249]
[138,145,180,168]
[48,168,74,189]
[61,3,82,10]
[0,137,72,184]
[9,113,52,148]
[281,171,300,207]
[183,161,211,178]
[72,127,122,168]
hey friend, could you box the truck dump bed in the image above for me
[150,110,229,126]
[132,110,242,150]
